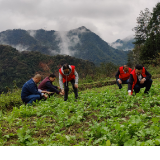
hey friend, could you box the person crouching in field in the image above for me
[128,64,152,96]
[38,74,63,96]
[21,74,48,105]
[115,65,132,89]
[59,64,78,101]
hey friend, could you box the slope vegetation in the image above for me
[0,79,160,146]
[0,45,95,93]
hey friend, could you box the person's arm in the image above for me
[59,73,64,90]
[46,81,60,94]
[52,85,58,89]
[38,89,44,96]
[74,70,79,84]
[145,68,151,80]
[115,69,121,81]
[128,74,134,95]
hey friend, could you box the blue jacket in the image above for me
[21,78,42,101]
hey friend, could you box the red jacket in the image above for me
[59,65,75,83]
[119,66,132,81]
[131,67,146,95]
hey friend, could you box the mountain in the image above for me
[110,37,135,51]
[0,26,129,65]
[0,45,95,93]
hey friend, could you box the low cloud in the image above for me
[110,42,123,49]
[27,30,37,38]
[53,27,88,56]
[12,44,29,52]
[123,35,134,42]
[0,0,159,43]
[0,31,29,51]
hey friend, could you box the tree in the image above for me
[139,2,160,64]
[132,8,152,46]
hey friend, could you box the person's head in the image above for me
[135,64,143,75]
[49,74,56,82]
[63,63,70,74]
[123,65,129,72]
[33,74,41,84]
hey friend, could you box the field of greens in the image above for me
[1,79,160,146]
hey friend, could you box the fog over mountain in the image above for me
[110,36,135,51]
[0,26,129,65]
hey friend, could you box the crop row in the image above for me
[0,79,160,145]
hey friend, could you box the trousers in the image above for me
[63,79,78,101]
[24,94,41,104]
[134,78,152,94]
[116,79,129,89]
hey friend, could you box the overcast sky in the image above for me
[0,0,159,43]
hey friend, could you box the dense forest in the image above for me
[128,2,160,67]
[0,45,97,93]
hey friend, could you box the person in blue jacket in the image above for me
[21,74,48,105]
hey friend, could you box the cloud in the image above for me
[0,0,159,43]
[27,30,37,38]
[11,44,29,52]
[0,30,29,51]
[123,35,135,42]
[110,42,123,49]
[53,27,88,56]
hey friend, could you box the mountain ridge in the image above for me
[0,26,129,65]
[110,37,135,51]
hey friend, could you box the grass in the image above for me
[0,78,160,146]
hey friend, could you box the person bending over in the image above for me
[115,65,132,89]
[59,64,78,101]
[21,74,48,105]
[38,74,63,95]
[128,64,152,95]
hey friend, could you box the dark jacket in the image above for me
[38,77,60,94]
[21,79,42,101]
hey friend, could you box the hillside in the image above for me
[110,38,135,51]
[0,45,95,93]
[0,27,129,65]
[0,78,160,146]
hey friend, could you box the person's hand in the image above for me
[140,78,146,84]
[43,94,48,99]
[118,79,122,84]
[59,92,64,96]
[61,89,64,94]
[128,92,132,96]
[74,84,78,88]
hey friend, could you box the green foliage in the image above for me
[17,125,38,146]
[132,2,160,65]
[0,44,120,94]
[0,45,95,93]
[0,78,160,146]
[0,90,22,110]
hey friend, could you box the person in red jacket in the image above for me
[59,63,78,101]
[128,64,152,95]
[115,65,132,89]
